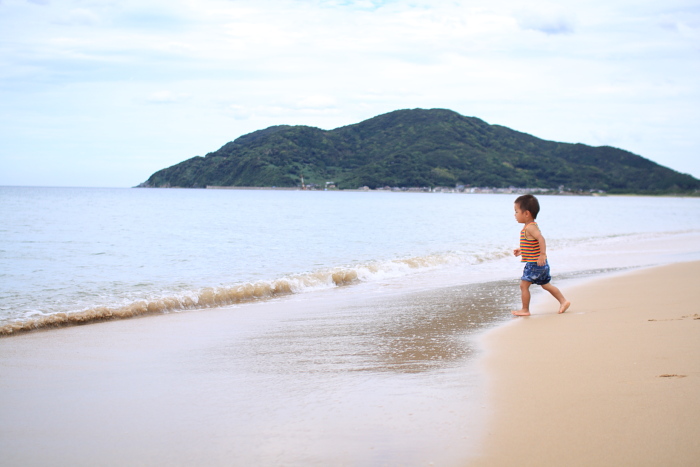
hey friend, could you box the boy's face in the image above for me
[514,203,530,223]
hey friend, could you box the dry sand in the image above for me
[472,260,700,466]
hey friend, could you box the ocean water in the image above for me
[2,186,700,334]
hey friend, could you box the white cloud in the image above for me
[145,90,190,103]
[226,104,251,120]
[660,17,700,41]
[54,8,100,26]
[294,95,337,110]
[515,7,576,35]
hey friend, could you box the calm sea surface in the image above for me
[2,187,700,331]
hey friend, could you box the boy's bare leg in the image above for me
[542,283,571,314]
[512,280,532,316]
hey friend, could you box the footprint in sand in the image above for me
[648,314,700,321]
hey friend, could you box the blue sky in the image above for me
[1,0,699,187]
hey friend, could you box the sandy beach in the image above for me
[1,260,699,466]
[472,260,700,466]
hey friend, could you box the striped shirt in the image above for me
[520,222,541,262]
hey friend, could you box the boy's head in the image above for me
[514,194,540,219]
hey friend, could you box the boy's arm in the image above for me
[525,223,547,266]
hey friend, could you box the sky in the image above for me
[1,0,699,187]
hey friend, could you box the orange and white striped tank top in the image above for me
[520,222,541,262]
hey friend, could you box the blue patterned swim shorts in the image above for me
[521,261,551,285]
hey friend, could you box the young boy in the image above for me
[512,194,570,316]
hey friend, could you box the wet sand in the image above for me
[473,261,700,466]
[0,278,520,466]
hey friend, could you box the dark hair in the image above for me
[515,194,540,219]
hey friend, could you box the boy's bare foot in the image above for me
[558,301,571,314]
[511,309,531,317]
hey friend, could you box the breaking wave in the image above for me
[0,250,511,337]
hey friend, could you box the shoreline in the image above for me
[1,258,698,465]
[471,260,700,466]
[0,274,517,466]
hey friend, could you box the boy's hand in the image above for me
[537,255,547,266]
[513,248,521,257]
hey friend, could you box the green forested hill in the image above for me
[139,108,700,194]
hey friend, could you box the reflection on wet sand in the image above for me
[0,278,523,466]
[215,280,520,377]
